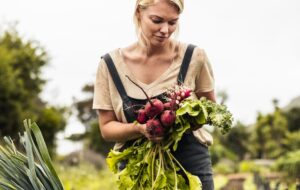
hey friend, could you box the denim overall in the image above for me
[103,45,214,190]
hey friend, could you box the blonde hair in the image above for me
[133,0,184,51]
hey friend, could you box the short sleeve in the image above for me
[195,50,215,92]
[92,58,114,110]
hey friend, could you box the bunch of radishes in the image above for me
[109,78,234,190]
[130,79,192,137]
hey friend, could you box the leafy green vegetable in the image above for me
[107,97,233,190]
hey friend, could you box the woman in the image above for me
[93,0,215,189]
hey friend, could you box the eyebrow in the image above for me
[149,15,179,22]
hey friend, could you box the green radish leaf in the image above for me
[177,174,189,189]
[153,171,167,189]
[193,112,206,125]
[118,168,135,190]
[176,101,192,116]
[188,101,202,116]
[107,147,134,173]
[164,170,176,187]
[172,118,190,151]
[186,172,202,190]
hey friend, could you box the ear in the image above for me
[136,8,141,20]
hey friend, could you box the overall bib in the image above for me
[103,45,214,190]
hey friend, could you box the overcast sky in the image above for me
[1,0,300,129]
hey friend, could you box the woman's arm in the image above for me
[195,90,216,102]
[98,110,163,142]
[98,110,142,142]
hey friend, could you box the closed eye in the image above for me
[150,16,179,25]
[169,21,177,25]
[152,19,163,24]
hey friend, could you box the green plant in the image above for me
[274,150,300,179]
[0,119,64,190]
[239,160,260,173]
[213,159,237,174]
[56,163,117,190]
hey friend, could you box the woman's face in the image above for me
[138,0,180,47]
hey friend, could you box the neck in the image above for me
[137,40,173,56]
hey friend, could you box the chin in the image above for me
[150,39,169,47]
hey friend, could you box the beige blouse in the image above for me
[93,43,215,150]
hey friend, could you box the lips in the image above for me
[155,36,167,39]
[154,36,168,42]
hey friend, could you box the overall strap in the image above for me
[102,53,129,101]
[177,44,196,84]
[102,53,136,122]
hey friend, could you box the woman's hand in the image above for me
[98,110,165,143]
[138,123,164,143]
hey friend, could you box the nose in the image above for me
[160,23,169,34]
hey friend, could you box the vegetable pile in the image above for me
[107,83,234,190]
[135,82,191,138]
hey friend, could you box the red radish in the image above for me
[164,100,178,111]
[184,89,191,98]
[126,76,164,118]
[170,92,176,99]
[144,99,164,118]
[180,91,185,98]
[137,109,147,124]
[169,100,178,111]
[126,76,190,138]
[160,110,176,127]
[152,125,164,137]
[146,119,164,136]
[164,102,171,110]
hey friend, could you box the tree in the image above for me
[86,120,115,156]
[285,107,300,132]
[74,84,97,124]
[250,101,289,159]
[217,121,251,160]
[275,150,300,180]
[73,84,114,156]
[36,107,67,156]
[0,26,67,155]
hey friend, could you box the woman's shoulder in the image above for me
[193,46,207,63]
[100,48,120,60]
[178,42,207,63]
[97,44,136,74]
[98,47,125,68]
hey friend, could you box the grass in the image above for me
[214,174,228,189]
[56,164,256,190]
[56,163,235,190]
[56,163,117,190]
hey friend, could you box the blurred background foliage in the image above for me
[1,26,299,189]
[0,26,68,156]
